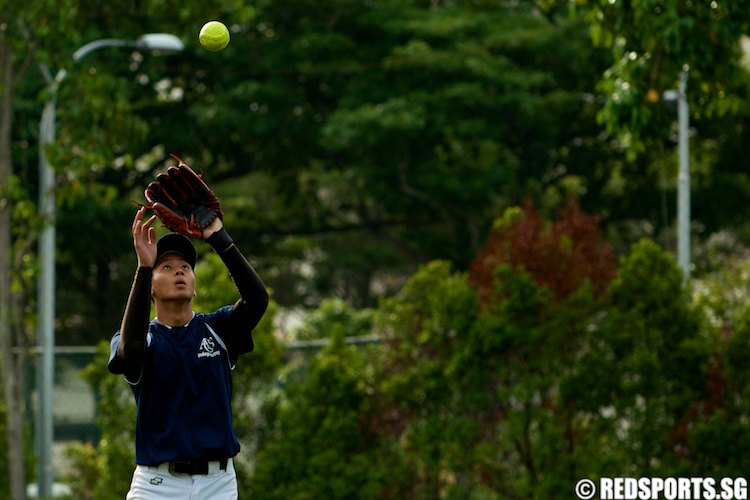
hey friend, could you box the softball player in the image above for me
[108,208,269,499]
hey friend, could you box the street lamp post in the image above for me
[676,71,690,282]
[663,69,690,282]
[36,33,183,498]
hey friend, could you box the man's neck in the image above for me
[154,301,194,327]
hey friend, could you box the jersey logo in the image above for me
[197,336,221,359]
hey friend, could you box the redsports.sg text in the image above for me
[575,477,748,500]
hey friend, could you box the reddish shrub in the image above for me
[469,199,616,306]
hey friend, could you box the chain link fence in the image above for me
[21,336,378,495]
[25,337,381,448]
[25,347,99,446]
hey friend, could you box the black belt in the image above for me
[168,458,228,475]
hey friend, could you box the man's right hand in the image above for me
[132,207,157,267]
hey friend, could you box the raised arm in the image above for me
[204,219,269,331]
[110,208,157,373]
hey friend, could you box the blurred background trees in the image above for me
[5,0,750,497]
[6,0,750,344]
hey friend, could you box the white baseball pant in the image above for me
[125,458,237,499]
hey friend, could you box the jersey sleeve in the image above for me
[205,306,254,367]
[108,330,145,384]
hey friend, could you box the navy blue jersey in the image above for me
[108,306,243,466]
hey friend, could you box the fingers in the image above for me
[142,213,157,230]
[143,215,157,244]
[132,206,146,232]
[132,208,157,240]
[132,208,158,267]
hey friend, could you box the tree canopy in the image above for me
[4,0,750,344]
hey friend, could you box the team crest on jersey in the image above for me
[198,336,221,358]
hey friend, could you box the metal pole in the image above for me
[35,35,183,497]
[677,71,690,281]
[37,87,57,500]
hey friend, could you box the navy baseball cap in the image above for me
[155,234,197,268]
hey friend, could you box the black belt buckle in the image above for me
[169,460,206,475]
[168,458,228,475]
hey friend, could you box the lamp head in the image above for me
[136,33,185,52]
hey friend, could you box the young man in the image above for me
[108,207,269,499]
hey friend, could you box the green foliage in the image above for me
[227,296,284,491]
[686,257,750,476]
[61,208,750,498]
[375,260,477,447]
[592,240,709,475]
[9,0,750,496]
[63,341,136,498]
[3,0,750,337]
[17,0,620,322]
[1,1,80,64]
[373,257,616,498]
[375,261,488,496]
[193,251,239,313]
[0,397,9,497]
[693,254,750,337]
[578,0,750,155]
[249,335,401,499]
[292,297,373,341]
[374,238,711,496]
[0,387,35,498]
[11,0,750,350]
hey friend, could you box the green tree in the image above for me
[249,333,399,499]
[64,341,136,499]
[585,239,709,476]
[248,297,400,498]
[373,212,708,497]
[291,297,373,341]
[686,256,750,476]
[375,258,611,498]
[18,0,618,332]
[574,0,750,254]
[11,2,750,495]
[1,1,83,495]
[375,260,485,497]
[7,0,750,344]
[578,0,750,154]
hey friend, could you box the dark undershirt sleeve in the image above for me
[109,266,152,376]
[207,228,269,353]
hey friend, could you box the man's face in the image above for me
[151,254,196,302]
